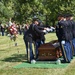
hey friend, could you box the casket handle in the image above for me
[42,53,46,56]
[48,53,52,56]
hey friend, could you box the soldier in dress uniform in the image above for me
[65,14,73,59]
[32,19,47,59]
[69,14,75,55]
[56,14,72,63]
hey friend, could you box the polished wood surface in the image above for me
[38,40,62,61]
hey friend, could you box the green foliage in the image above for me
[0,0,14,22]
[0,0,75,25]
[43,0,75,26]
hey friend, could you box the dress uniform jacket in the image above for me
[70,20,75,55]
[70,20,75,38]
[33,25,45,42]
[67,20,73,40]
[58,20,73,41]
[56,21,62,42]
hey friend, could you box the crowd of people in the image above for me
[56,13,75,63]
[0,20,28,37]
[0,19,30,46]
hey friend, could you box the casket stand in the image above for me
[37,40,62,61]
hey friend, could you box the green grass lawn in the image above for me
[0,33,75,75]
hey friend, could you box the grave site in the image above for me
[0,33,75,75]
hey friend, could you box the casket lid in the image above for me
[38,43,59,50]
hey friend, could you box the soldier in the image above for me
[32,19,47,59]
[23,23,34,63]
[66,14,73,59]
[56,14,71,63]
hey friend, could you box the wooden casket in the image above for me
[38,40,62,61]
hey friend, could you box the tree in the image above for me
[0,0,75,26]
[0,0,14,22]
[43,0,75,26]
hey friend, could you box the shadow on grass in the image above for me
[1,54,27,62]
[0,50,6,51]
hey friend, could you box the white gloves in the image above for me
[43,30,47,33]
[61,40,65,44]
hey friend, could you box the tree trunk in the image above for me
[52,20,55,27]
